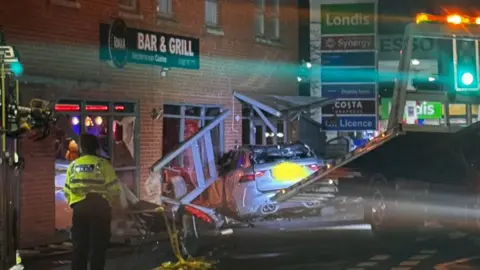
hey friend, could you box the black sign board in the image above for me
[99,19,200,69]
[321,100,376,115]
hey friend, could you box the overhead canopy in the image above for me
[233,91,334,118]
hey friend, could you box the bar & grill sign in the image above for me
[319,1,378,131]
[100,19,200,69]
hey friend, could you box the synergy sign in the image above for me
[99,19,200,69]
[319,1,378,131]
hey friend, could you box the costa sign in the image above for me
[322,100,376,115]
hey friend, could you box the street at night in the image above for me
[21,208,480,270]
[3,0,480,270]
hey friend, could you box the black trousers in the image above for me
[71,194,112,270]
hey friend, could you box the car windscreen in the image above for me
[250,143,314,164]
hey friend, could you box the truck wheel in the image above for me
[364,175,395,237]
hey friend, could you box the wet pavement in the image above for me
[23,207,480,270]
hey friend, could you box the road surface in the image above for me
[24,210,480,270]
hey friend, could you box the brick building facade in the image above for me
[0,0,298,247]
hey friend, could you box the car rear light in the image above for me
[184,205,213,224]
[307,164,322,171]
[239,170,266,183]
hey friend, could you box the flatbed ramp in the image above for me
[270,122,476,204]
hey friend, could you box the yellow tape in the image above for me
[155,206,216,270]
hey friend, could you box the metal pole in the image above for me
[151,110,231,173]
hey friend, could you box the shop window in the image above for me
[205,119,221,158]
[162,117,181,157]
[255,124,263,145]
[164,104,181,115]
[55,114,81,162]
[266,128,274,145]
[185,106,202,117]
[242,107,251,117]
[162,104,224,168]
[206,107,220,117]
[113,116,136,167]
[54,100,138,231]
[242,119,251,145]
[85,115,110,159]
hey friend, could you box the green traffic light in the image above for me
[461,72,474,86]
[10,62,23,76]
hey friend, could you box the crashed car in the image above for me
[217,142,332,219]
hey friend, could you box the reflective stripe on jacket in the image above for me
[63,155,120,206]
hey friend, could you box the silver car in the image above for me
[221,143,328,219]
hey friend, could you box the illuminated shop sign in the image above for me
[99,19,200,69]
[54,101,135,113]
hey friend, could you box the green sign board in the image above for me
[380,99,443,119]
[320,3,376,35]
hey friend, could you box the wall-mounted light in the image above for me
[160,67,169,77]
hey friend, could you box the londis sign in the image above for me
[320,3,375,34]
[99,19,200,69]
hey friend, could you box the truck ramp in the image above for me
[271,122,480,204]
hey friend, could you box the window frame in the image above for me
[157,0,173,16]
[162,103,225,160]
[205,0,219,27]
[254,0,266,36]
[270,0,280,39]
[55,99,140,195]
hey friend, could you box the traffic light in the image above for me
[454,39,479,91]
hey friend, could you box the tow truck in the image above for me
[270,13,480,236]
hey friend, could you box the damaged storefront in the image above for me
[234,91,334,156]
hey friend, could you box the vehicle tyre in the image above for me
[364,174,397,237]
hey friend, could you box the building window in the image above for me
[270,0,280,39]
[205,0,218,26]
[54,100,139,231]
[157,0,172,15]
[254,0,265,36]
[162,104,224,167]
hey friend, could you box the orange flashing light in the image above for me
[416,12,480,25]
[446,14,467,24]
[416,13,435,24]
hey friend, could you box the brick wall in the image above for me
[0,0,298,247]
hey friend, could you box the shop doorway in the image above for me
[53,100,139,230]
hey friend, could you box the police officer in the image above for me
[63,133,121,270]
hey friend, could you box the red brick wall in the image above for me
[0,0,298,247]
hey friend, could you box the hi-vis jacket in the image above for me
[63,155,120,207]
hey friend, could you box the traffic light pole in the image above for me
[0,30,23,270]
